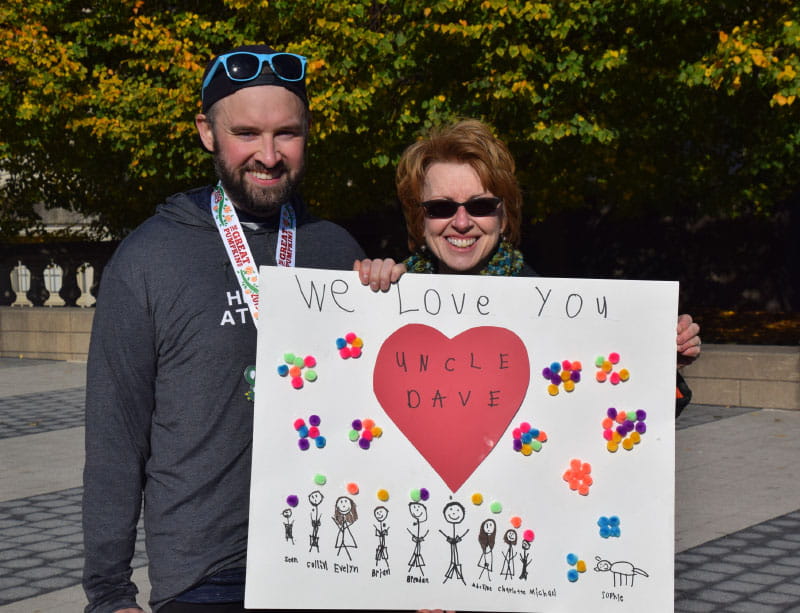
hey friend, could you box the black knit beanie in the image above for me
[200,43,308,112]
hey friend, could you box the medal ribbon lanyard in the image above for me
[211,184,296,327]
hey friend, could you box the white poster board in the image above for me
[247,267,678,612]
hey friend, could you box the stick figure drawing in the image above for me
[407,501,429,576]
[308,490,324,553]
[519,539,532,580]
[500,528,517,580]
[281,508,294,544]
[374,506,390,569]
[439,501,469,585]
[332,496,358,560]
[477,519,497,581]
[593,556,649,587]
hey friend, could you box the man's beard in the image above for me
[213,155,303,218]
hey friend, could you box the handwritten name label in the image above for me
[407,575,430,583]
[471,582,493,592]
[602,590,625,602]
[530,587,558,598]
[497,585,527,596]
[306,559,328,571]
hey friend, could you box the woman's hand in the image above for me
[676,313,701,367]
[354,258,407,292]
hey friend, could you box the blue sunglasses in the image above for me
[202,51,307,94]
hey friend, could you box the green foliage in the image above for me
[2,0,799,239]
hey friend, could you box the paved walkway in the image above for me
[0,358,798,612]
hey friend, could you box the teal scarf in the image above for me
[404,241,526,276]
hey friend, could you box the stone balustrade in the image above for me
[1,250,796,409]
[0,245,116,361]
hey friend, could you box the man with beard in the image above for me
[82,44,367,613]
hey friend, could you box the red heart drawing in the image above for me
[373,324,530,492]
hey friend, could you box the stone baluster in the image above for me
[76,262,96,308]
[43,260,66,307]
[10,261,33,307]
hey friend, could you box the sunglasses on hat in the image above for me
[420,196,502,219]
[202,51,307,95]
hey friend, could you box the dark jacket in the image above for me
[82,186,364,612]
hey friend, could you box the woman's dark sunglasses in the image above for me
[420,197,502,219]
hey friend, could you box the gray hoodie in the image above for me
[82,186,364,612]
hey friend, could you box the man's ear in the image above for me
[195,114,215,153]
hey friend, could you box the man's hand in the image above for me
[354,258,407,292]
[677,313,701,367]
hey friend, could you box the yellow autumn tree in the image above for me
[2,0,799,239]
